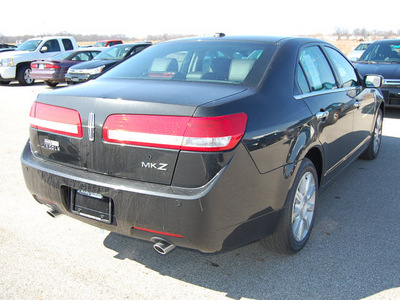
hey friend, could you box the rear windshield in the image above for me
[359,41,400,63]
[101,40,277,86]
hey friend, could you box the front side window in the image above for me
[100,41,277,86]
[298,46,337,92]
[325,47,358,88]
[42,39,61,52]
[72,52,92,61]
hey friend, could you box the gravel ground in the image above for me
[0,82,399,300]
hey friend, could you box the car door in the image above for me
[39,39,62,59]
[323,46,376,150]
[295,45,355,182]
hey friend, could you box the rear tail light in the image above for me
[29,102,83,138]
[103,113,247,152]
[31,63,60,69]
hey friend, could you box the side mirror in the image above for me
[364,74,383,88]
[40,46,48,53]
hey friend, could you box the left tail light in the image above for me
[29,102,83,138]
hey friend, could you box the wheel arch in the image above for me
[304,147,323,188]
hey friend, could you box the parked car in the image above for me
[65,42,151,84]
[0,36,78,85]
[354,39,400,107]
[0,43,16,53]
[22,35,384,255]
[348,42,371,62]
[93,40,123,47]
[30,48,104,87]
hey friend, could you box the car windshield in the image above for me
[359,42,400,63]
[93,42,106,47]
[94,45,131,60]
[101,40,277,86]
[16,39,42,51]
[355,43,370,51]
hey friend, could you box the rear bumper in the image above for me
[21,141,286,253]
[30,70,65,82]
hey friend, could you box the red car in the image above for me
[93,40,123,47]
[30,48,104,87]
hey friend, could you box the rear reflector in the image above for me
[103,113,247,151]
[29,102,83,138]
[133,227,185,238]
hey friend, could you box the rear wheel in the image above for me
[261,158,318,254]
[360,109,383,160]
[17,65,35,86]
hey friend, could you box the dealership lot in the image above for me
[0,83,399,299]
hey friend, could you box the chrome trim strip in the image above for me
[294,87,356,100]
[88,112,95,142]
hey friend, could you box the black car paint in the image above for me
[355,39,400,107]
[21,36,383,253]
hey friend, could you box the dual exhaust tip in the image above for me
[45,209,176,255]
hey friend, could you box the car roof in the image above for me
[370,39,400,44]
[166,34,323,45]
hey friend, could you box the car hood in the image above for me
[0,50,30,59]
[70,59,119,70]
[355,62,400,79]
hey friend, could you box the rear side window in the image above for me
[62,39,74,51]
[298,46,337,92]
[324,47,358,87]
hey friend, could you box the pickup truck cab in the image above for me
[0,36,78,85]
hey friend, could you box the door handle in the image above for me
[316,111,329,120]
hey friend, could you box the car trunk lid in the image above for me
[29,79,247,185]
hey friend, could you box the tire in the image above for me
[261,158,318,254]
[45,81,58,87]
[360,109,383,160]
[17,65,35,86]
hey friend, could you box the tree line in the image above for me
[334,27,400,40]
[0,32,193,45]
[1,29,399,45]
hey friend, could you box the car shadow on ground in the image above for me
[103,132,400,299]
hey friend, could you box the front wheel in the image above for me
[17,65,35,86]
[360,109,383,160]
[261,158,318,254]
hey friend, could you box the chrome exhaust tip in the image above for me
[47,209,61,218]
[151,237,176,255]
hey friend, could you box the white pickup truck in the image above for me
[0,36,78,85]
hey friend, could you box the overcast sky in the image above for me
[2,0,399,38]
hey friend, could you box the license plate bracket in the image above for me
[71,189,112,224]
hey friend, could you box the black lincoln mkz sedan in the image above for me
[22,35,384,255]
